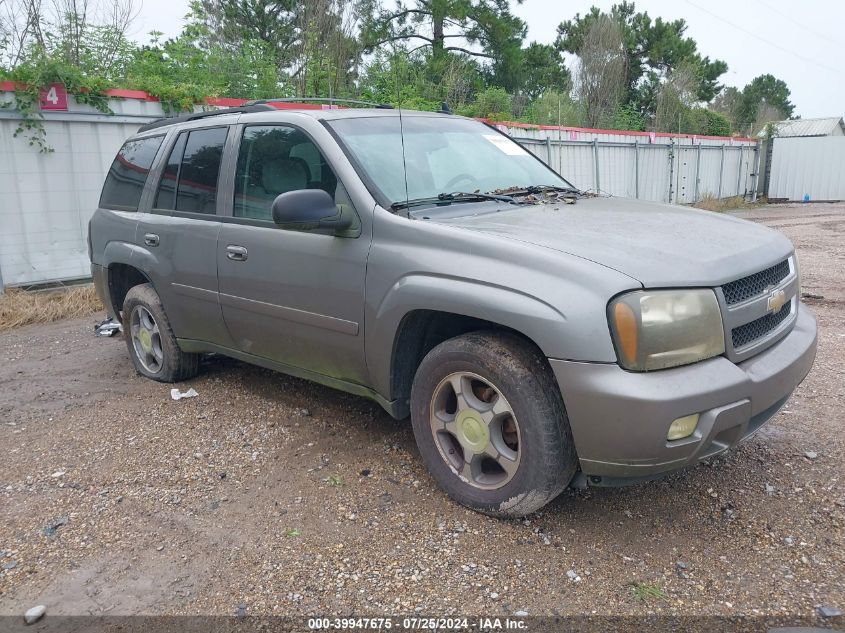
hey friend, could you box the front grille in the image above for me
[722,259,790,305]
[731,302,792,349]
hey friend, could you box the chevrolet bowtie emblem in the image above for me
[767,289,787,313]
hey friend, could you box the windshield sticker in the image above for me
[483,134,529,156]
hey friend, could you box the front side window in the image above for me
[154,127,228,214]
[234,125,339,221]
[99,135,164,211]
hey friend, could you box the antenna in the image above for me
[391,44,410,211]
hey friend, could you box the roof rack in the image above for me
[244,97,394,109]
[137,104,277,133]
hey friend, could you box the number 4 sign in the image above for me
[39,83,68,111]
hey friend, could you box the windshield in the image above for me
[327,115,574,208]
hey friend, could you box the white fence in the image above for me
[0,92,170,288]
[0,88,759,288]
[501,125,759,205]
[767,136,845,202]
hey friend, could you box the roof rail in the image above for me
[137,104,277,133]
[245,97,394,109]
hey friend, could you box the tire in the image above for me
[410,331,578,517]
[122,283,199,382]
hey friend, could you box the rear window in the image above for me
[99,135,164,211]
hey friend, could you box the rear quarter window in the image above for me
[99,135,165,211]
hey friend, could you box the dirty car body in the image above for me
[89,107,817,514]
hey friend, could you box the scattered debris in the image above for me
[94,317,121,337]
[24,605,46,624]
[804,451,818,460]
[42,517,68,539]
[170,388,199,401]
[817,606,842,618]
[566,569,581,583]
[801,292,824,300]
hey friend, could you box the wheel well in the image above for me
[107,264,151,319]
[389,310,543,415]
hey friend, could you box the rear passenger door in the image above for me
[135,125,234,348]
[216,123,370,384]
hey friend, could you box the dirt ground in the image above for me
[1,204,843,622]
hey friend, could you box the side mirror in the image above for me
[271,189,352,231]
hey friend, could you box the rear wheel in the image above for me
[123,283,199,382]
[410,331,577,517]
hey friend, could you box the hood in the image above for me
[429,196,793,287]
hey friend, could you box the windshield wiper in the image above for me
[391,191,519,212]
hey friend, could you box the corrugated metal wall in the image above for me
[0,90,760,288]
[0,93,166,287]
[501,126,758,205]
[767,136,845,201]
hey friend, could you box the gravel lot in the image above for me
[0,204,843,623]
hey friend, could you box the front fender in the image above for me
[366,271,627,400]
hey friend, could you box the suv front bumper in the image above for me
[550,303,817,485]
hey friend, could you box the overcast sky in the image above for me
[128,0,845,119]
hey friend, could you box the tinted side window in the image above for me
[234,125,339,221]
[99,135,164,211]
[154,132,187,210]
[154,127,228,214]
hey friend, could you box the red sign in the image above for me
[39,83,68,111]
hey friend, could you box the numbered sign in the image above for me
[39,83,68,111]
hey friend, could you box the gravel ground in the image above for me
[0,204,843,622]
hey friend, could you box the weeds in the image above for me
[692,195,767,213]
[0,285,103,331]
[630,582,667,602]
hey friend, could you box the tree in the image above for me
[519,42,569,100]
[189,0,298,74]
[293,0,363,96]
[361,0,526,64]
[575,15,626,128]
[734,73,794,134]
[556,2,727,117]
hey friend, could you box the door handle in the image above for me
[226,245,248,261]
[144,233,160,247]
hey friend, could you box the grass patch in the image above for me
[630,582,667,602]
[692,195,767,213]
[0,285,103,332]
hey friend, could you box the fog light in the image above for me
[667,413,699,441]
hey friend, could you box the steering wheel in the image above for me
[442,173,477,191]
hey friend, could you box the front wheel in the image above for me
[410,331,578,517]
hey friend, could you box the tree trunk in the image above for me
[432,12,444,59]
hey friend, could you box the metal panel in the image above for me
[768,136,845,201]
[504,125,757,205]
[0,93,174,287]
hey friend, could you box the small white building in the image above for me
[758,116,845,138]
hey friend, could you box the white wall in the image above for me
[768,136,845,201]
[0,92,166,287]
[500,125,758,204]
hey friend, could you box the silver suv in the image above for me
[89,104,817,516]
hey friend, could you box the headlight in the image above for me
[608,289,725,371]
